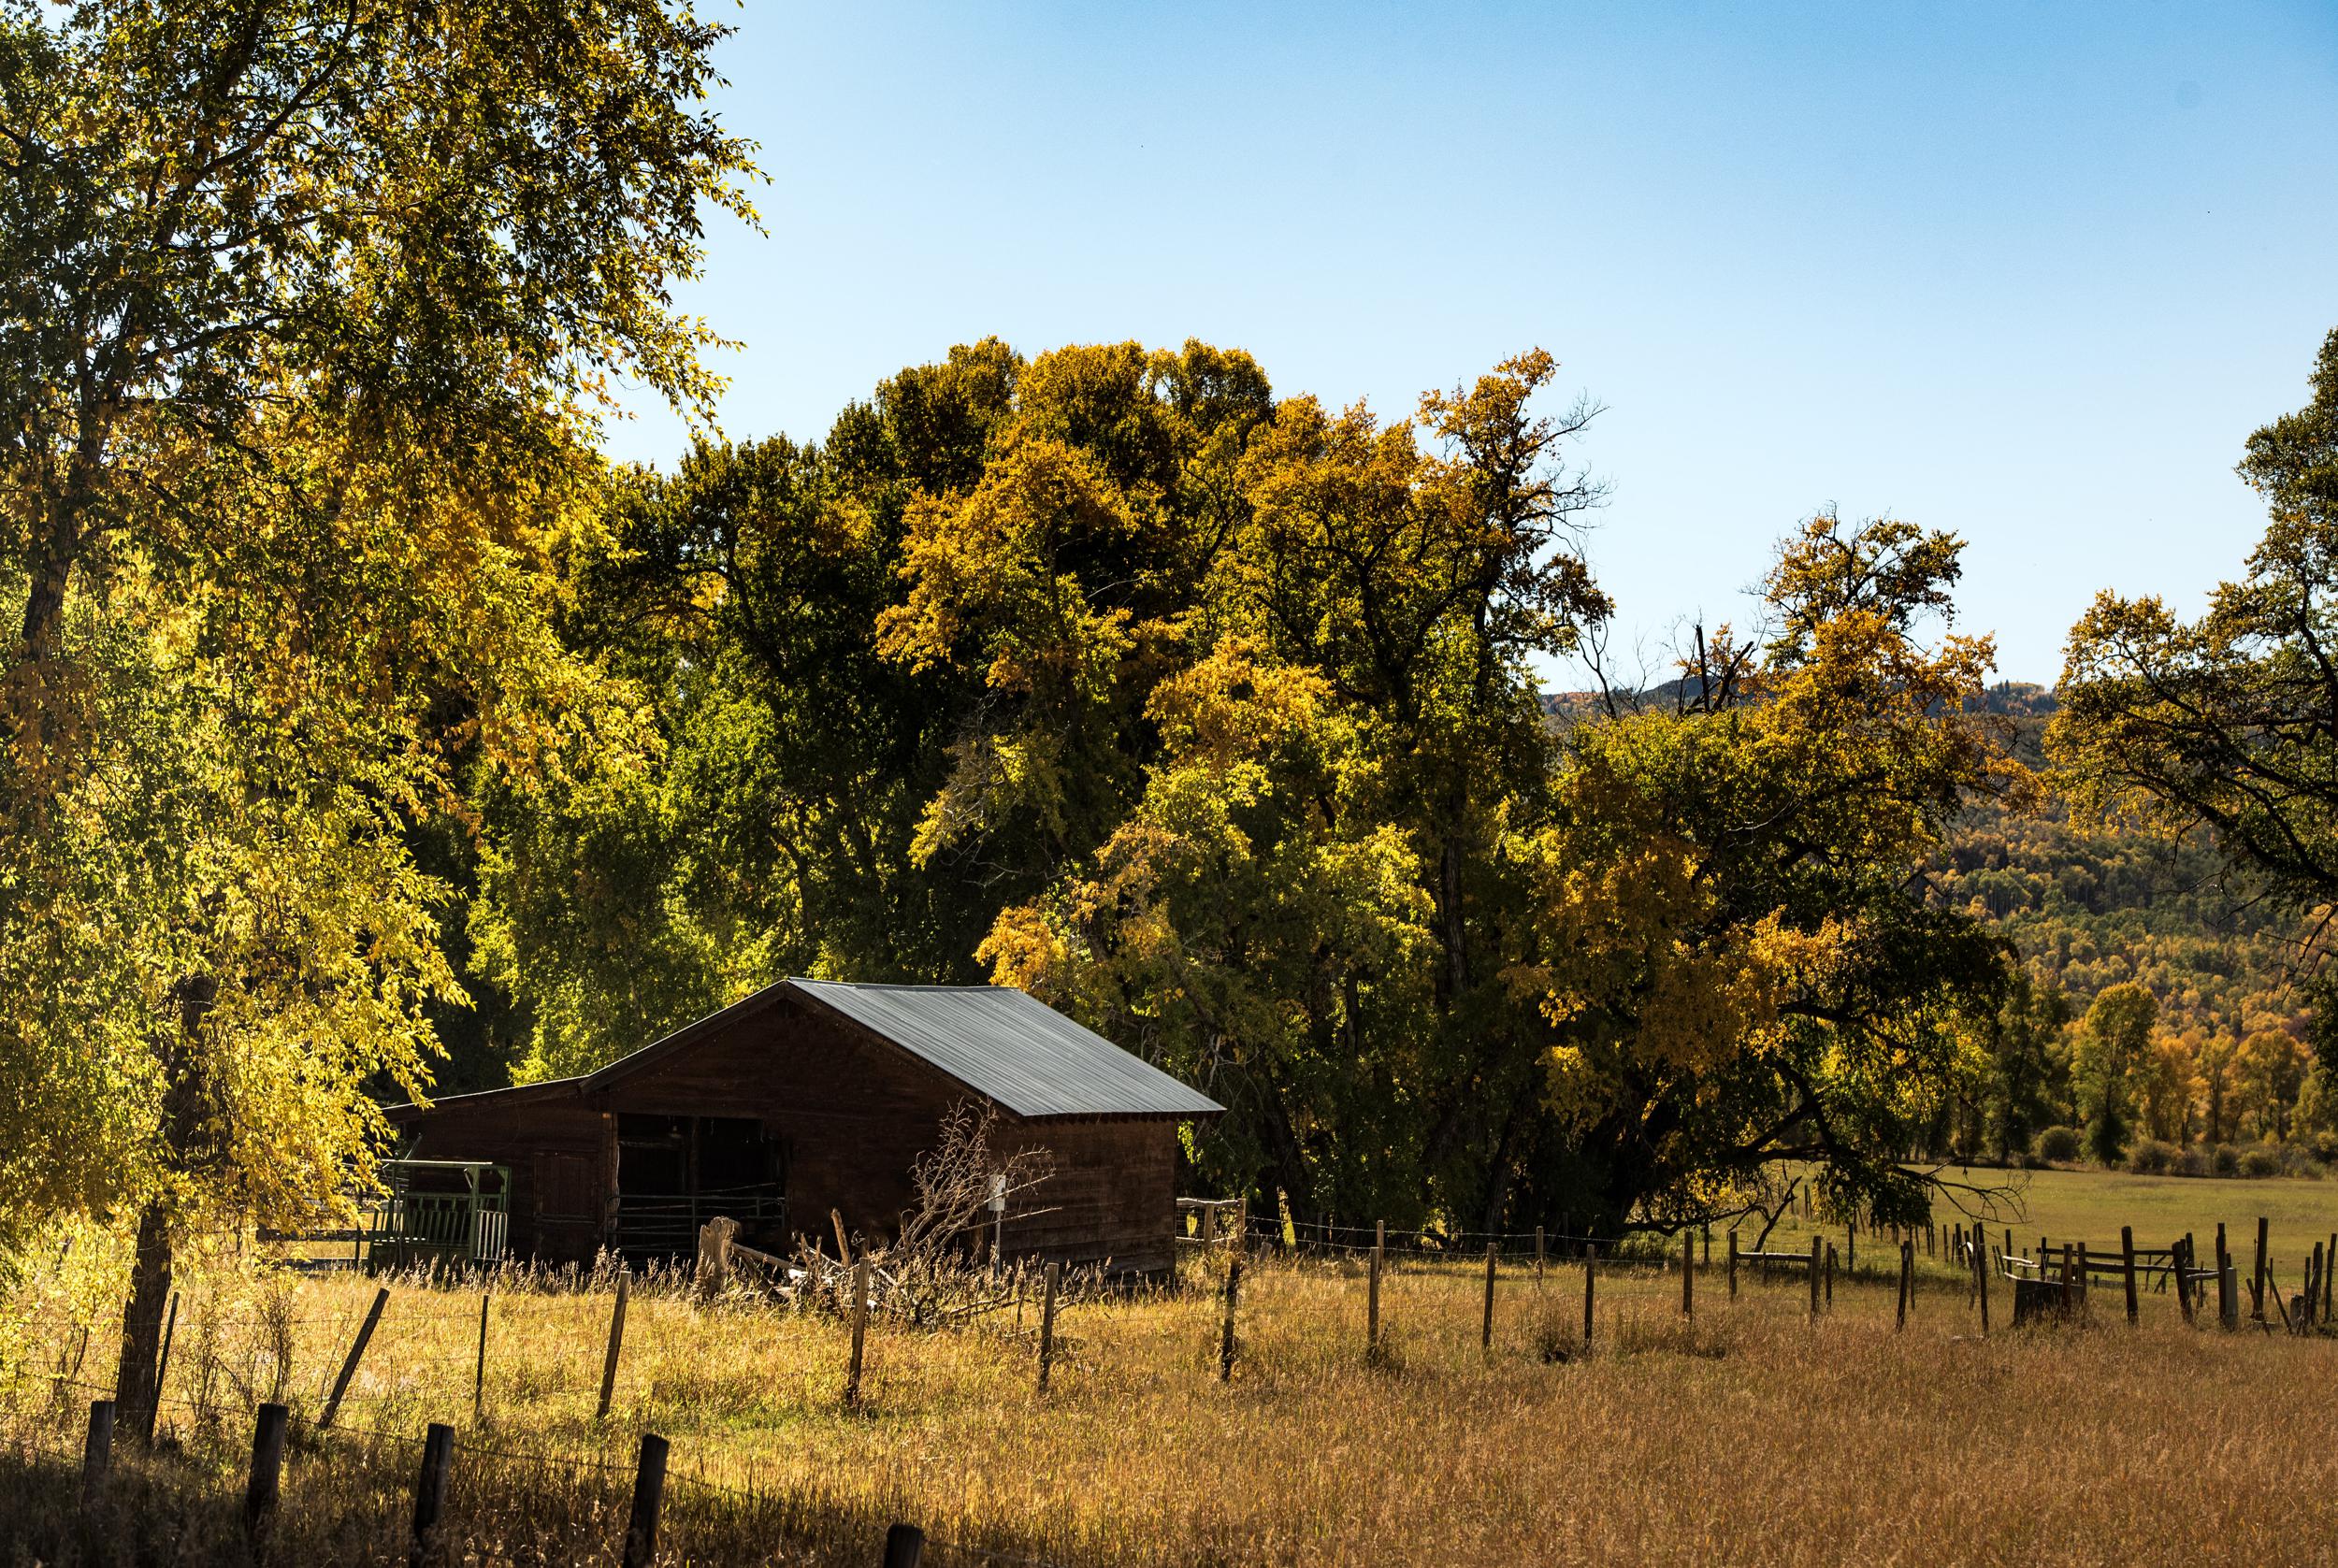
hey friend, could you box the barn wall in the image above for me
[398,1095,606,1263]
[606,991,968,1251]
[998,1116,1180,1275]
[393,989,1197,1275]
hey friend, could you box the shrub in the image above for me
[2173,1146,2208,1178]
[2127,1139,2179,1175]
[2315,1131,2338,1165]
[2239,1144,2287,1180]
[2211,1144,2241,1177]
[2034,1126,2081,1163]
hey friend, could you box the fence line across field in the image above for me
[51,1389,1077,1568]
[36,1205,2338,1452]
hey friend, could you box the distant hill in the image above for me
[1539,678,2300,1036]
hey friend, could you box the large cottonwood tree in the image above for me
[0,0,752,1436]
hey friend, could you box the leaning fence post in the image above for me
[243,1402,289,1536]
[474,1291,491,1422]
[1975,1240,1990,1335]
[1824,1243,1835,1309]
[2121,1228,2139,1326]
[1036,1261,1061,1393]
[883,1522,926,1568]
[845,1257,872,1407]
[1582,1244,1596,1348]
[2175,1236,2196,1326]
[598,1270,629,1420]
[80,1399,113,1509]
[1482,1244,1498,1349]
[1727,1230,1739,1299]
[1681,1232,1694,1318]
[1368,1220,1384,1356]
[620,1432,668,1568]
[145,1290,179,1444]
[410,1421,454,1568]
[1897,1241,1911,1331]
[1808,1236,1822,1319]
[320,1286,390,1431]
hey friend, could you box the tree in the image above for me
[2131,1031,2197,1145]
[1987,973,2069,1163]
[0,1,752,1438]
[2073,983,2155,1163]
[2052,326,2338,1058]
[1510,512,2022,1226]
[2232,1027,2307,1140]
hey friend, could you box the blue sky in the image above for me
[607,2,2338,685]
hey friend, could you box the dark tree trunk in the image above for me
[115,977,213,1444]
[114,1201,175,1444]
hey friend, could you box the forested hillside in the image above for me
[1938,683,2302,1041]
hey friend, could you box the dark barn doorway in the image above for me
[613,1113,787,1262]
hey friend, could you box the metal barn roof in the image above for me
[787,980,1222,1120]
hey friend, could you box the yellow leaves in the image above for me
[879,438,1155,694]
[1145,640,1334,772]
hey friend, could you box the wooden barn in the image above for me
[381,979,1220,1277]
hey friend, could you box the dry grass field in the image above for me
[8,1179,2338,1568]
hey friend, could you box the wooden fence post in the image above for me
[1897,1241,1911,1331]
[144,1291,178,1445]
[1582,1244,1596,1348]
[243,1403,288,1536]
[1219,1252,1243,1382]
[1482,1244,1498,1349]
[474,1292,490,1421]
[1681,1232,1694,1318]
[2216,1223,2231,1328]
[410,1421,453,1568]
[1808,1236,1822,1319]
[2060,1243,2075,1317]
[2310,1224,2329,1327]
[2121,1228,2139,1326]
[320,1286,390,1431]
[883,1522,926,1568]
[1368,1221,1383,1356]
[1727,1230,1739,1299]
[79,1399,112,1509]
[620,1432,668,1568]
[1975,1240,1990,1335]
[1824,1243,1835,1309]
[2175,1235,2196,1326]
[598,1271,629,1420]
[2253,1216,2269,1323]
[1535,1225,1545,1286]
[1036,1261,1061,1393]
[846,1257,872,1407]
[1846,1224,1855,1276]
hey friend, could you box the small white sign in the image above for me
[989,1173,1007,1214]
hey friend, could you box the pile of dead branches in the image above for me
[791,1102,1060,1328]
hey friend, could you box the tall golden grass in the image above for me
[7,1237,2338,1565]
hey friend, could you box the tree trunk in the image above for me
[116,976,214,1443]
[115,1201,176,1444]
